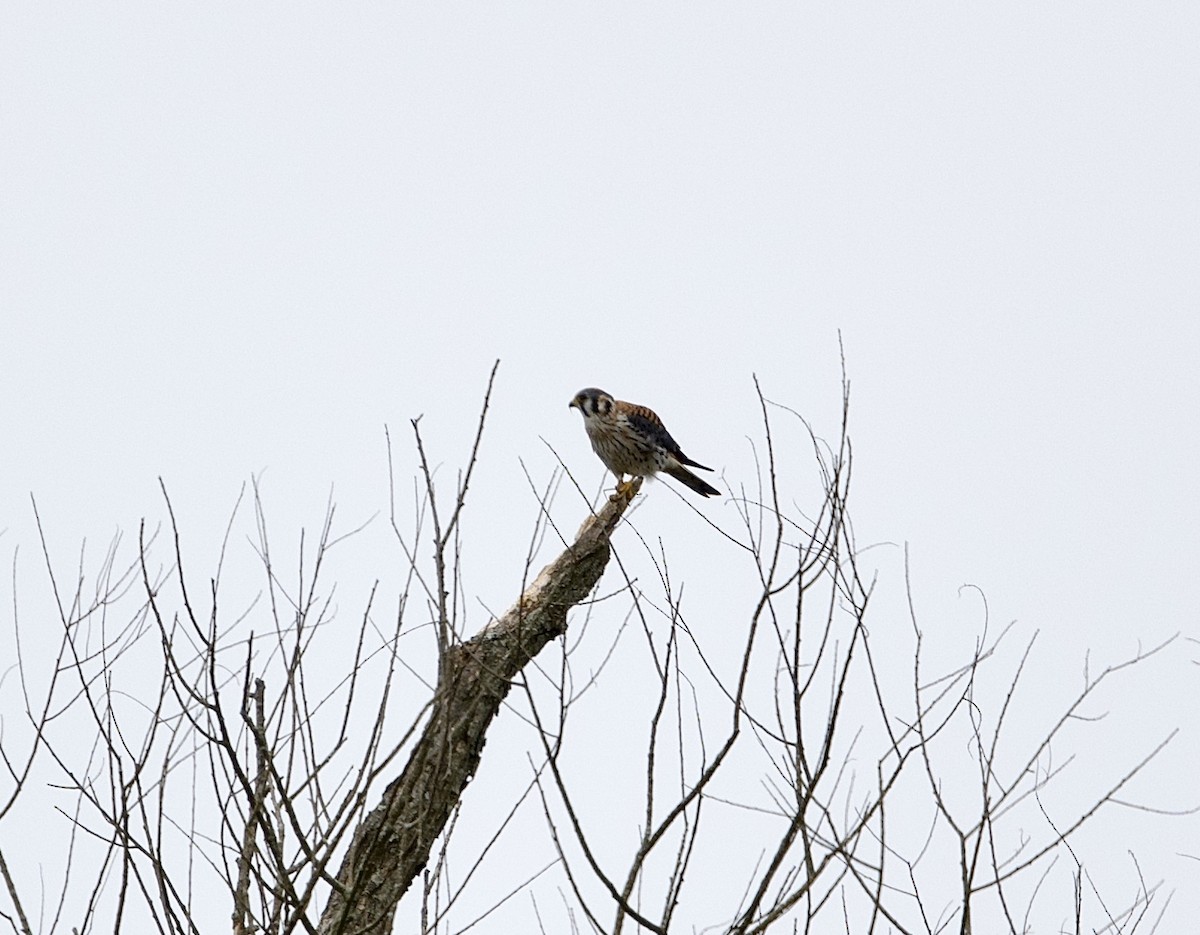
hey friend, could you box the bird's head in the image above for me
[569,387,614,419]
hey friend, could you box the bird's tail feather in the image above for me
[665,464,721,498]
[677,453,712,471]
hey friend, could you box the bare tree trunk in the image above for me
[317,482,639,935]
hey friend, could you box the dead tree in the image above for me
[316,478,641,935]
[0,364,1185,935]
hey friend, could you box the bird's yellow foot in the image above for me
[609,478,640,502]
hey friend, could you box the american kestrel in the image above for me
[568,387,720,498]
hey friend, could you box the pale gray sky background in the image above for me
[2,3,1197,932]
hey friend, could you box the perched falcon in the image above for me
[569,387,720,498]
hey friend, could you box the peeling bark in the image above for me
[317,482,639,935]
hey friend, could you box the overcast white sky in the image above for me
[2,3,1197,931]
